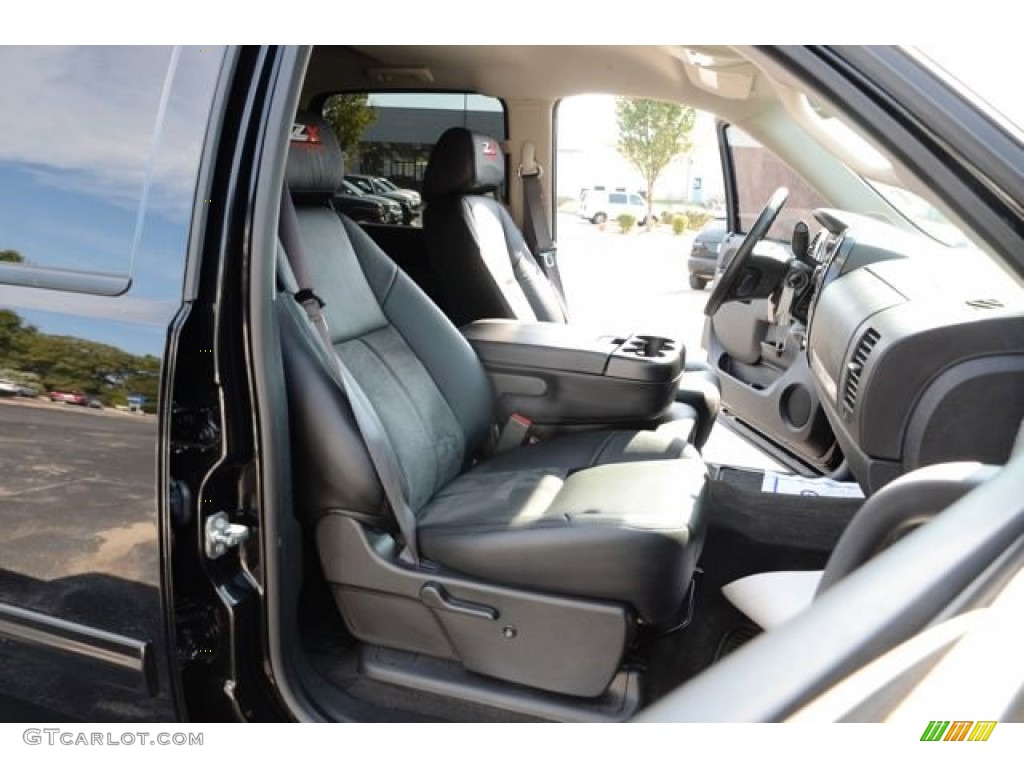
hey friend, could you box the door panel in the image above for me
[703,124,841,473]
[0,46,225,720]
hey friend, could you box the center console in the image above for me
[461,319,685,425]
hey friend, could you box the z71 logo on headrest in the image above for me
[291,123,321,144]
[480,140,498,157]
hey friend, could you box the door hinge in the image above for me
[205,512,250,559]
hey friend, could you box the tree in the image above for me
[323,94,377,165]
[0,249,24,263]
[0,308,161,406]
[615,98,696,222]
[0,309,29,358]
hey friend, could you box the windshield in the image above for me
[348,177,373,193]
[863,180,972,248]
[801,94,974,248]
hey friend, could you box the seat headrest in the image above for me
[422,127,504,201]
[286,111,344,204]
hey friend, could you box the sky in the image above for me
[0,46,223,356]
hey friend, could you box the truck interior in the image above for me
[187,46,1024,722]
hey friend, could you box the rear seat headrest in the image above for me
[422,127,504,201]
[286,111,344,204]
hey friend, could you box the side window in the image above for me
[324,92,507,227]
[0,47,188,292]
[555,93,726,332]
[0,45,222,404]
[724,125,832,241]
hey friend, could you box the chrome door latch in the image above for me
[205,512,250,559]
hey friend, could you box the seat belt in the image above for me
[278,189,421,564]
[519,141,569,317]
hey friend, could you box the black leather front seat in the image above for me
[278,114,709,696]
[422,127,720,449]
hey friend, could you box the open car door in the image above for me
[701,124,841,473]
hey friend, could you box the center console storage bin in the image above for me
[462,319,685,424]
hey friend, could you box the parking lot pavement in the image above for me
[557,213,709,359]
[556,213,782,473]
[0,400,158,585]
[0,400,171,720]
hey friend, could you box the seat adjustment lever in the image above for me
[420,582,498,621]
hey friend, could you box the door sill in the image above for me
[359,645,642,723]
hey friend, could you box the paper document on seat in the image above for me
[760,471,864,498]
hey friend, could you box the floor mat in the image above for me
[714,625,760,661]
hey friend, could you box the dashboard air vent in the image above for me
[842,328,880,412]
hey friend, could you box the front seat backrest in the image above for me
[280,113,496,523]
[422,127,566,327]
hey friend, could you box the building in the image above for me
[353,93,505,190]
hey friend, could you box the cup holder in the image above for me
[623,335,677,358]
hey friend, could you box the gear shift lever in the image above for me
[791,221,814,266]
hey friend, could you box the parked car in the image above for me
[344,174,421,223]
[373,176,422,208]
[332,180,403,224]
[47,389,88,406]
[0,379,19,397]
[579,189,650,225]
[687,217,727,290]
[0,45,1022,733]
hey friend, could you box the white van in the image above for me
[579,189,649,225]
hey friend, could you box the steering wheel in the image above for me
[704,187,790,316]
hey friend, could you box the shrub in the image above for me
[617,213,636,233]
[672,214,688,235]
[687,210,714,230]
[660,212,675,228]
[556,196,578,212]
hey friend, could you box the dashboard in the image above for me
[803,209,1024,492]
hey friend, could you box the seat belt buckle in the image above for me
[495,413,532,453]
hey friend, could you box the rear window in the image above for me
[325,91,507,226]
